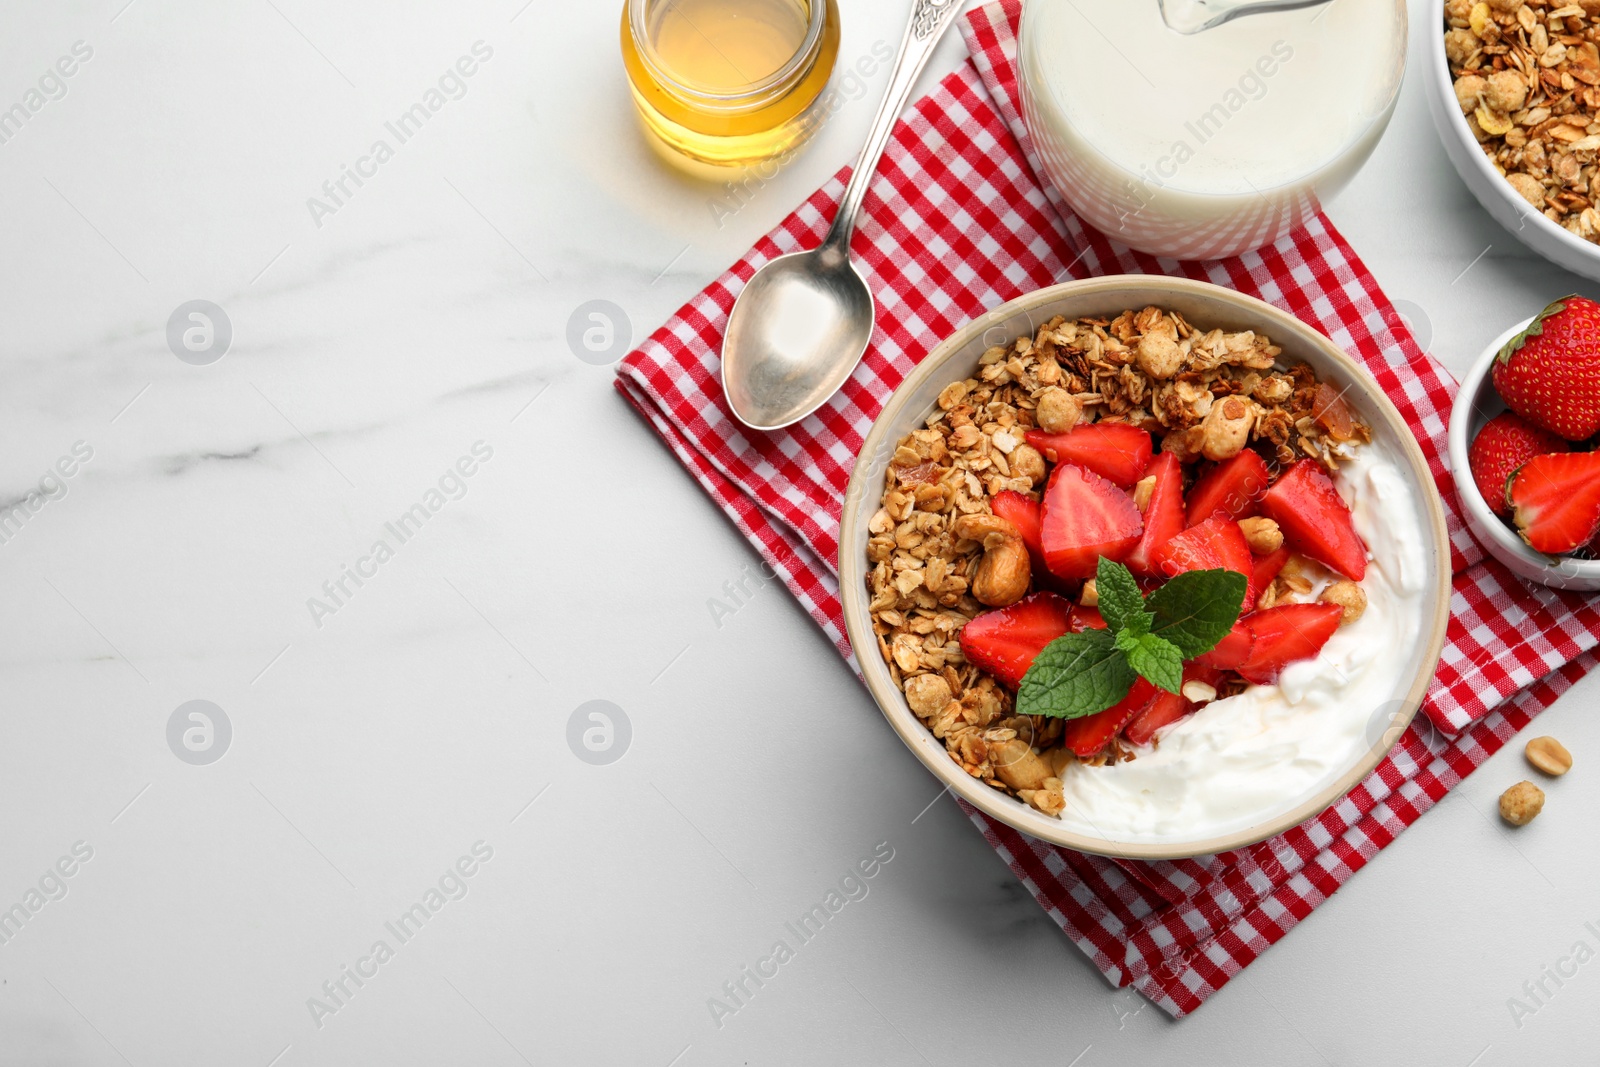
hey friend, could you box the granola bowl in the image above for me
[1428,0,1600,283]
[839,276,1452,860]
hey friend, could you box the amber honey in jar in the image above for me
[621,0,842,168]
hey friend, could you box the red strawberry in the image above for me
[1492,296,1600,441]
[1026,423,1153,487]
[1186,450,1271,527]
[1124,452,1186,576]
[1124,665,1223,746]
[1194,620,1254,670]
[1260,460,1368,580]
[1468,413,1569,517]
[991,489,1046,573]
[1507,451,1600,553]
[1062,678,1157,758]
[1153,515,1258,611]
[1250,546,1291,594]
[1040,464,1144,580]
[1235,603,1344,685]
[1068,604,1107,631]
[957,592,1074,690]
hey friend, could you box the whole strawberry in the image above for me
[1468,412,1569,517]
[1493,295,1600,441]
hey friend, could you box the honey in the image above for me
[621,0,841,169]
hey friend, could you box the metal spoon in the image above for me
[1157,0,1331,35]
[721,0,968,432]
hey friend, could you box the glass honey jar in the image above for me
[621,0,842,169]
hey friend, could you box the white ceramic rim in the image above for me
[1427,0,1600,269]
[838,276,1452,861]
[1446,315,1600,582]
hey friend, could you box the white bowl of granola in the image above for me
[839,277,1451,860]
[1429,0,1600,282]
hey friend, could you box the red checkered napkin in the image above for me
[615,0,1600,1016]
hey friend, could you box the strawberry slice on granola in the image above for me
[957,592,1075,690]
[1026,423,1153,487]
[1062,677,1157,758]
[1185,449,1271,527]
[1153,515,1259,611]
[1040,464,1144,580]
[1261,460,1368,580]
[1123,452,1186,577]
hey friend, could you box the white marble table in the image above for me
[3,0,1598,1063]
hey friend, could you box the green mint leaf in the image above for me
[1095,557,1144,633]
[1017,628,1137,720]
[1125,633,1184,695]
[1145,569,1248,658]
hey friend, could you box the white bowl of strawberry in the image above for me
[841,277,1451,860]
[1451,295,1600,591]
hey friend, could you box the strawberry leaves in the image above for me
[1496,296,1571,366]
[1018,558,1247,720]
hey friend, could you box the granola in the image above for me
[866,307,1371,817]
[1445,0,1600,240]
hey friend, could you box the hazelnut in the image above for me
[1200,396,1253,461]
[1010,443,1046,486]
[1484,70,1527,113]
[1161,426,1205,464]
[1454,74,1488,114]
[1499,780,1545,826]
[1319,580,1367,624]
[1238,516,1284,555]
[904,674,953,718]
[1524,736,1573,777]
[1135,332,1184,380]
[1035,388,1082,435]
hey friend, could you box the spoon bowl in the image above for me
[720,0,968,431]
[722,246,874,431]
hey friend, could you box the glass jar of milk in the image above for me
[1019,0,1406,261]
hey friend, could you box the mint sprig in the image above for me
[1017,558,1247,720]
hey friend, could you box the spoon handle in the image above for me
[820,0,967,259]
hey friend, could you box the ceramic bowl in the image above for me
[1425,0,1600,282]
[838,276,1452,860]
[1446,316,1600,590]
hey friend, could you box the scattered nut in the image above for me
[1181,680,1218,703]
[1035,387,1082,434]
[1525,736,1573,777]
[990,737,1053,793]
[1132,474,1157,512]
[1238,516,1284,554]
[1499,780,1545,826]
[1080,578,1099,608]
[1319,580,1367,624]
[1010,443,1046,486]
[904,674,953,718]
[1135,331,1184,380]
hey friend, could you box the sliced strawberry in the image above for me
[1260,460,1368,580]
[1123,453,1186,576]
[1250,547,1291,594]
[1153,515,1258,611]
[1508,451,1600,553]
[1235,603,1344,685]
[1068,604,1107,631]
[1039,464,1144,580]
[1186,450,1271,527]
[1026,423,1153,487]
[957,592,1074,690]
[1062,678,1156,758]
[1468,412,1569,518]
[1194,620,1254,670]
[991,489,1046,573]
[1124,665,1223,746]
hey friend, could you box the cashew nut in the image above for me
[1200,396,1254,461]
[954,513,1031,607]
[990,737,1053,792]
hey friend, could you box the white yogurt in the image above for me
[1017,0,1407,258]
[1056,445,1430,843]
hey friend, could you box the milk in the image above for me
[1019,0,1406,259]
